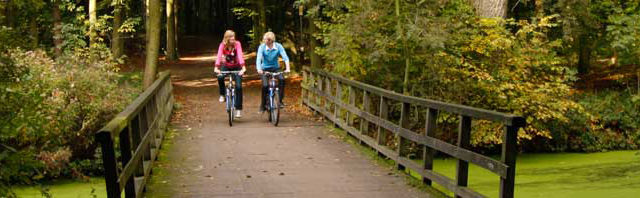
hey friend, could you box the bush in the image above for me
[0,48,139,187]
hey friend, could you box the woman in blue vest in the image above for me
[256,32,290,113]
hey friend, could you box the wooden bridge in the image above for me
[96,65,524,198]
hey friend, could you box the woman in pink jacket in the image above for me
[214,30,246,117]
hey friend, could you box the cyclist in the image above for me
[256,32,290,113]
[215,30,246,118]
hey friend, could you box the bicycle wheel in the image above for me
[227,88,233,126]
[267,91,272,122]
[272,91,280,126]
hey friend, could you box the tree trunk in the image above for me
[89,0,97,46]
[396,0,410,95]
[29,17,38,49]
[472,0,509,18]
[308,0,322,68]
[143,0,161,88]
[577,34,591,75]
[166,0,178,61]
[112,4,124,58]
[252,0,266,48]
[52,1,63,57]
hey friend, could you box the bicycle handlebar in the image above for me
[219,71,242,74]
[262,71,289,75]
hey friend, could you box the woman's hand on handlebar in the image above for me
[239,66,246,76]
[257,69,263,75]
[214,67,221,75]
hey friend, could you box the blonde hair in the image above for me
[263,32,276,43]
[222,30,236,48]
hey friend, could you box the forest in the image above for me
[1,0,639,196]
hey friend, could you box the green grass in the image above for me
[13,178,106,198]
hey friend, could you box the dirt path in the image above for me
[144,38,429,198]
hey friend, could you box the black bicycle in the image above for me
[219,71,241,126]
[263,71,285,126]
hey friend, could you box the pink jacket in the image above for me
[215,41,245,68]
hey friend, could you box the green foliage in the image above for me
[559,91,640,152]
[314,0,582,149]
[0,48,139,189]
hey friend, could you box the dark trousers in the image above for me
[260,68,285,110]
[218,66,243,110]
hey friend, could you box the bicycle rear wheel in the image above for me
[271,91,280,126]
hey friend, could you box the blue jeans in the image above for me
[217,66,243,110]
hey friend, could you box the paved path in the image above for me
[145,47,429,198]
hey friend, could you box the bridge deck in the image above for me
[144,53,429,198]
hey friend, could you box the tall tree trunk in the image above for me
[253,0,266,48]
[29,17,38,49]
[89,0,97,46]
[112,4,124,58]
[226,0,233,28]
[396,0,410,95]
[52,1,63,57]
[534,0,544,17]
[6,0,14,27]
[166,0,177,60]
[308,0,322,68]
[577,34,591,75]
[472,0,509,18]
[143,0,161,88]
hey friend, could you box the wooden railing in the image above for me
[95,71,174,198]
[301,67,525,198]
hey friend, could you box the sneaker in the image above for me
[235,110,242,118]
[219,96,225,103]
[279,102,286,108]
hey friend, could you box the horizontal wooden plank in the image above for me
[303,67,524,126]
[304,86,508,177]
[97,71,171,138]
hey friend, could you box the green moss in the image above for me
[13,178,106,198]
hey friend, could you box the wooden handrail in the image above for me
[96,71,174,198]
[301,67,525,198]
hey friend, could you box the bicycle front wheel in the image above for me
[227,89,233,127]
[271,91,280,126]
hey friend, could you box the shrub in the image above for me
[0,48,139,187]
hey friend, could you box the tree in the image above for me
[143,0,161,88]
[307,0,321,68]
[89,0,97,46]
[111,0,124,58]
[166,0,178,61]
[52,0,62,57]
[472,0,508,18]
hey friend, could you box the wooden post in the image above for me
[500,118,524,198]
[119,127,135,198]
[423,108,438,185]
[96,132,119,198]
[360,91,371,144]
[334,81,342,122]
[397,102,410,171]
[347,86,356,127]
[455,116,472,198]
[132,115,145,178]
[377,96,389,157]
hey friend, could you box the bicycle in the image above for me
[263,71,286,126]
[219,70,241,126]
